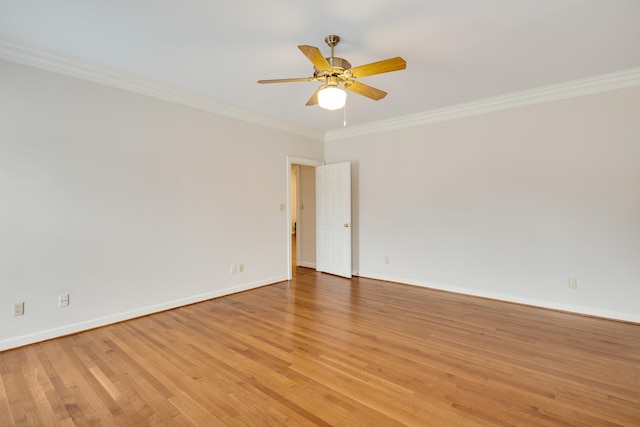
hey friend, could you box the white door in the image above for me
[316,162,352,278]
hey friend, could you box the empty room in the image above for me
[1,1,639,425]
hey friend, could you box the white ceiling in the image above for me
[1,0,639,132]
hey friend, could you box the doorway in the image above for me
[286,157,322,280]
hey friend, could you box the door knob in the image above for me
[344,223,350,228]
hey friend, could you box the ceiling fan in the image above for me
[257,35,406,110]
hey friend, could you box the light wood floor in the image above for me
[1,269,639,426]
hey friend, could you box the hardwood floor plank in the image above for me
[0,350,47,426]
[2,269,639,425]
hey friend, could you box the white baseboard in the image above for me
[297,261,316,269]
[357,272,640,324]
[0,276,287,351]
[5,272,636,351]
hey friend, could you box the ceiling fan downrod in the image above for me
[321,35,351,75]
[325,34,340,58]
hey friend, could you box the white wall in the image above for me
[326,86,640,322]
[0,59,323,350]
[297,165,316,268]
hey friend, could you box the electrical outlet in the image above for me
[13,302,24,316]
[568,278,578,289]
[384,256,390,265]
[59,294,69,307]
[238,264,244,273]
[231,265,238,274]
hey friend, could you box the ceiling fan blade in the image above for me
[349,57,406,78]
[344,81,387,100]
[305,87,321,106]
[299,45,332,71]
[257,77,313,84]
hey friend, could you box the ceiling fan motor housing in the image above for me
[314,57,352,79]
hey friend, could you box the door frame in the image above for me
[286,156,323,280]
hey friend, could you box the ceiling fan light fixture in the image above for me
[318,86,346,110]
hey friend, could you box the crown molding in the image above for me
[0,36,324,142]
[325,67,640,142]
[2,36,638,144]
